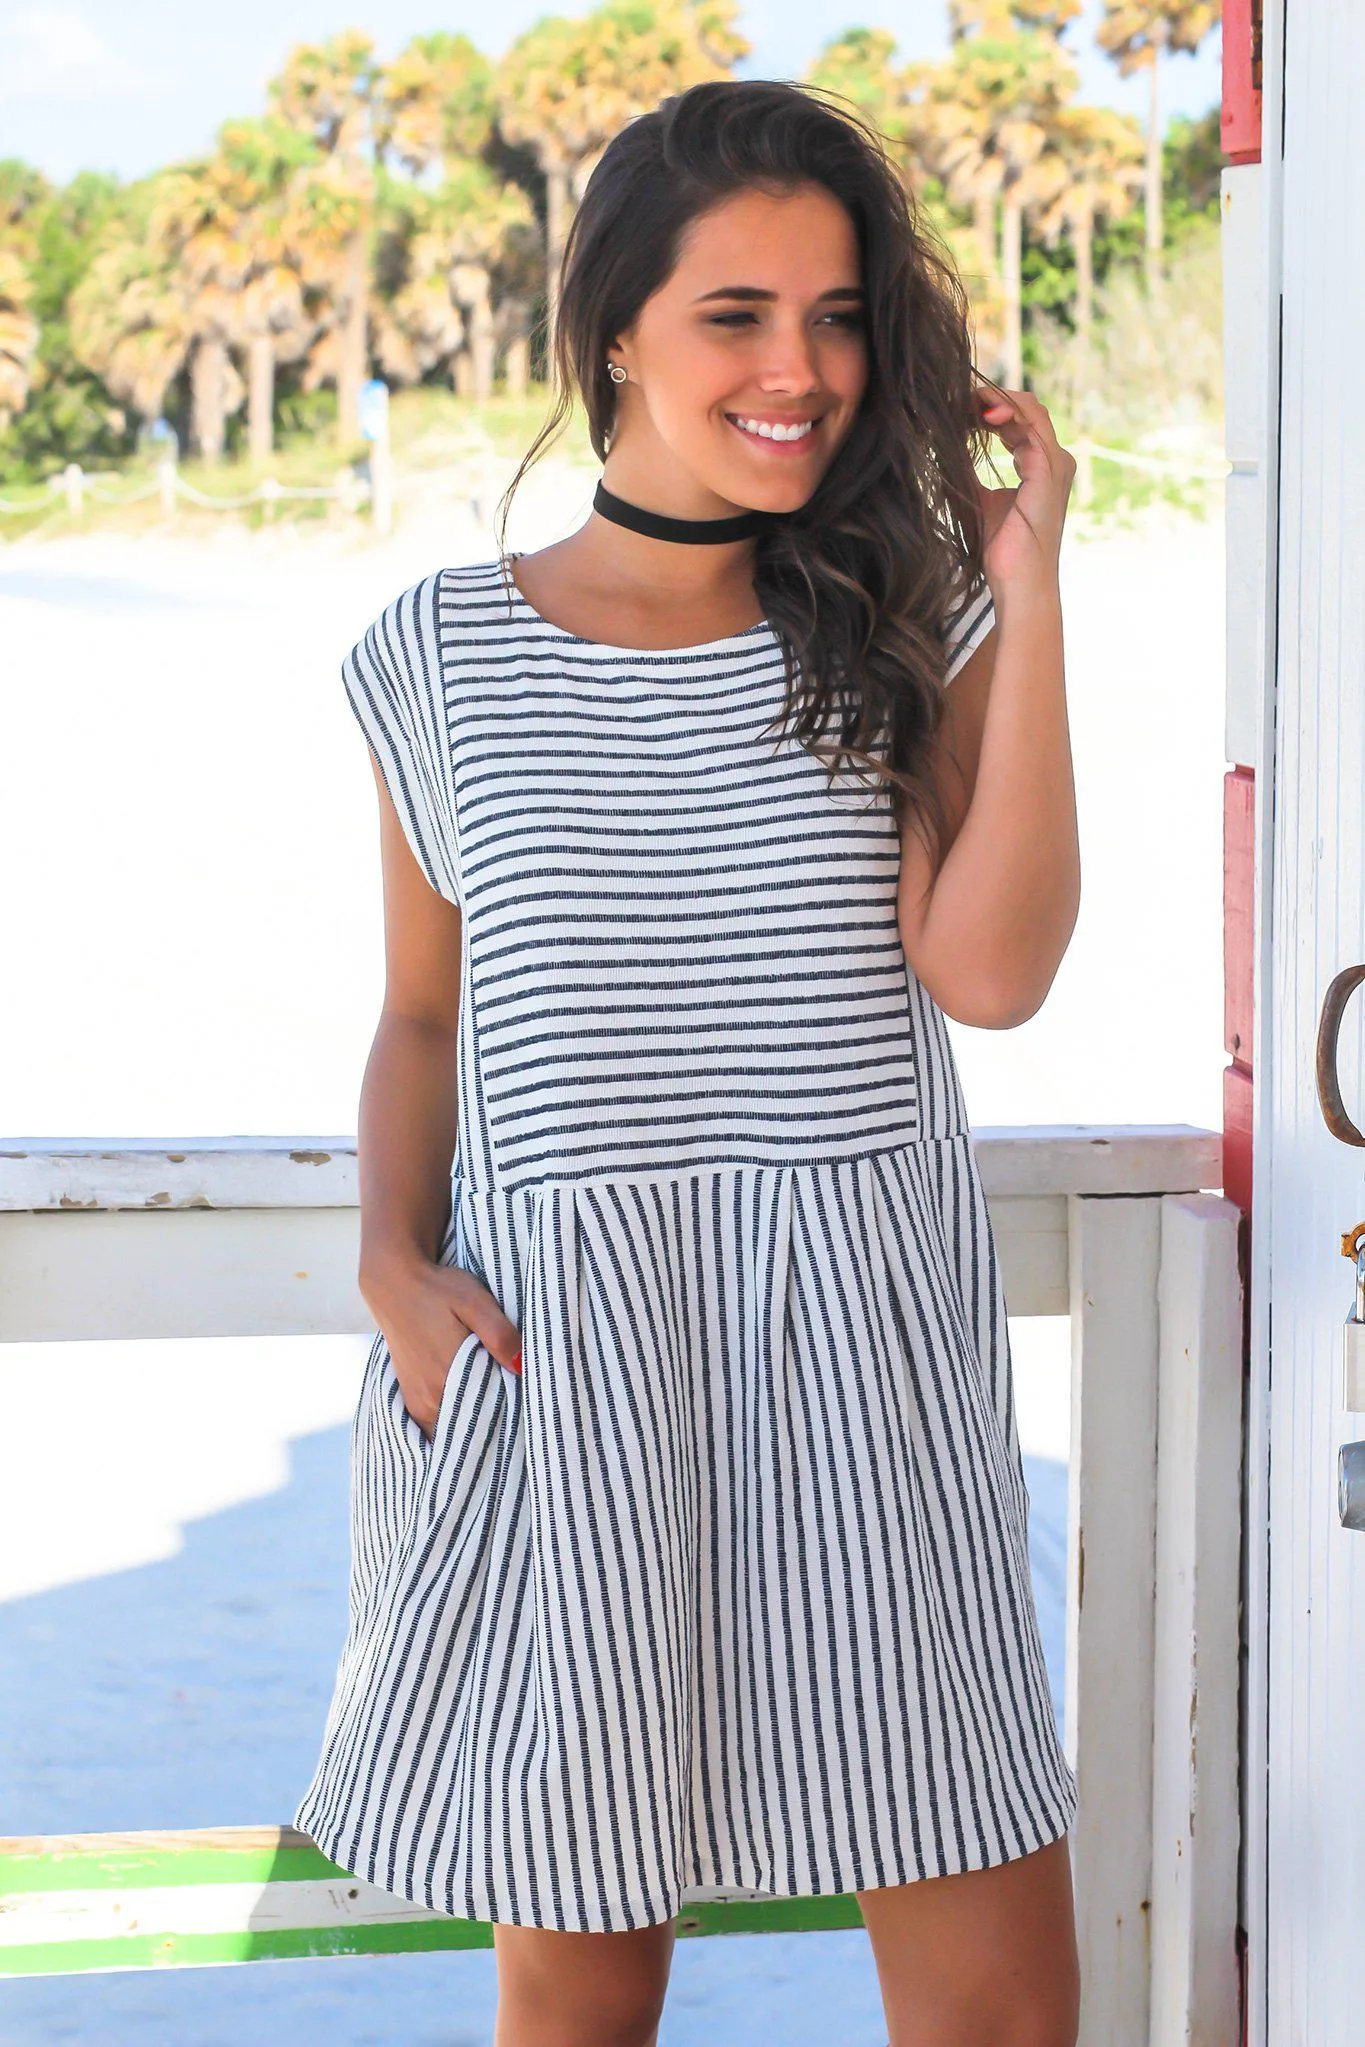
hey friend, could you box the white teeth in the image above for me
[731,415,816,442]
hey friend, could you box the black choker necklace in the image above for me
[593,479,774,544]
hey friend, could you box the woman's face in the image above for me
[608,181,870,517]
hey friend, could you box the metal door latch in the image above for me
[1338,1228,1365,1529]
[1342,1224,1365,1411]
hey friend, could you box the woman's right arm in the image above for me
[356,753,521,1436]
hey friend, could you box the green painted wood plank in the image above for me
[0,1894,863,1977]
[0,1835,350,1895]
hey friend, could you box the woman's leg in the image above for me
[856,1833,1079,2047]
[491,1918,677,2047]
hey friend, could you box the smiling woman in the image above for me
[294,74,1081,2047]
[490,96,1005,877]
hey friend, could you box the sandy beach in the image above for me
[0,459,1224,2041]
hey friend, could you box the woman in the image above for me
[296,77,1082,2047]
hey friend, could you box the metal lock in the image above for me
[1338,1227,1365,1530]
[1342,1225,1365,1412]
[1340,1442,1365,1532]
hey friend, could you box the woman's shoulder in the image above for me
[346,556,517,671]
[940,565,996,685]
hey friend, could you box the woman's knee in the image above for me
[887,1977,1079,2047]
[861,1834,1079,2047]
[491,1918,674,2047]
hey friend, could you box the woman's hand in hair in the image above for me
[974,388,1076,600]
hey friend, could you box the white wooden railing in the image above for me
[0,1128,1243,2044]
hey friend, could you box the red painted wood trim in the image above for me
[1223,1062,1253,1218]
[1222,0,1263,164]
[1223,769,1254,1217]
[1225,769,1255,1069]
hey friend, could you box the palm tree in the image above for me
[71,159,254,465]
[931,0,1083,373]
[68,181,197,442]
[376,30,498,174]
[803,29,914,159]
[1096,0,1220,296]
[0,166,46,431]
[146,156,258,463]
[374,33,536,398]
[374,162,535,399]
[214,117,324,463]
[1033,104,1144,383]
[268,32,379,445]
[0,246,40,429]
[949,0,1083,35]
[910,31,1079,388]
[496,0,746,345]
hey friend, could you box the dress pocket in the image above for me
[419,1326,485,1456]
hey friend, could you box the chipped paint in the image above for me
[289,1151,332,1166]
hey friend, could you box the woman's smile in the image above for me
[724,409,827,453]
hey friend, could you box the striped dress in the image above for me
[293,552,1077,1931]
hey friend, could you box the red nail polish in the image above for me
[508,1347,523,1375]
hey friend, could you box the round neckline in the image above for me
[500,552,776,659]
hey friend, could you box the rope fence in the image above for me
[0,438,1226,526]
[0,459,385,522]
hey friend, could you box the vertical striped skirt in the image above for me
[293,1137,1078,1931]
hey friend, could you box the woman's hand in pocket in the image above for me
[361,1250,522,1441]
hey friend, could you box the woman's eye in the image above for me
[707,312,864,330]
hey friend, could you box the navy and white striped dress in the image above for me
[293,552,1077,1931]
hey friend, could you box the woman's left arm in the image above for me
[897,388,1081,1029]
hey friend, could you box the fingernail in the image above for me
[508,1347,523,1375]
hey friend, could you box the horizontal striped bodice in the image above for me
[343,557,988,1189]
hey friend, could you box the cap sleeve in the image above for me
[342,570,463,908]
[942,569,996,685]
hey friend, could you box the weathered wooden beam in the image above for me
[1148,1194,1244,2047]
[0,1126,1222,1213]
[1067,1194,1162,2047]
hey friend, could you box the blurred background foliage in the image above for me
[0,0,1223,496]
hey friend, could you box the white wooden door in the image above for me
[1253,6,1365,2043]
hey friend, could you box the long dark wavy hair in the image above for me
[493,77,1005,876]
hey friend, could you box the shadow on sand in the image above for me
[0,1423,1067,2044]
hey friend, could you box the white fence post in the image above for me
[370,436,392,536]
[1148,1192,1243,2047]
[62,463,84,514]
[1067,1193,1162,2047]
[158,458,177,516]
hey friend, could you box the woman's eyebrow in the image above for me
[690,284,866,303]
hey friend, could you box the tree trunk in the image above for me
[469,283,496,402]
[1145,26,1166,299]
[336,227,368,446]
[1000,193,1023,391]
[504,333,529,397]
[1075,204,1094,367]
[248,335,275,465]
[190,337,228,464]
[544,157,570,354]
[974,184,998,284]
